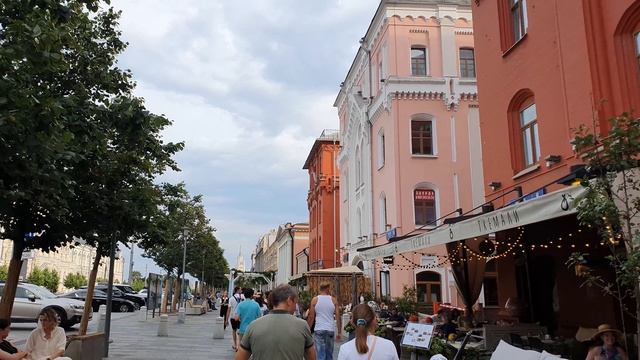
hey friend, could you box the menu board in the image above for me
[401,323,434,349]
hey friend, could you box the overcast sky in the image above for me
[112,0,377,280]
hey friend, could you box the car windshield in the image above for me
[26,285,57,299]
[94,290,107,296]
[120,286,135,294]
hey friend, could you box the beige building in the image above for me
[0,239,125,293]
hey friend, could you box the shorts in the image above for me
[230,318,240,331]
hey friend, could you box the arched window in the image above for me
[355,146,361,187]
[614,2,640,112]
[377,128,385,169]
[379,193,387,233]
[414,187,436,226]
[509,90,540,170]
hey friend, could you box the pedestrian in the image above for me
[337,304,398,360]
[220,290,229,326]
[234,288,262,346]
[0,318,28,359]
[255,294,269,316]
[307,283,342,360]
[586,324,628,360]
[25,308,72,360]
[227,286,243,351]
[235,284,316,360]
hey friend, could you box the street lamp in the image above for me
[181,228,189,309]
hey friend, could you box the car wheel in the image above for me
[50,308,69,328]
[119,303,130,313]
[133,302,140,310]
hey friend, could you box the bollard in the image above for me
[97,304,107,333]
[177,306,186,324]
[138,306,147,322]
[213,316,225,339]
[341,313,350,338]
[157,314,169,337]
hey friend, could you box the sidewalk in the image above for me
[105,311,345,359]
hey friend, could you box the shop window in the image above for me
[459,48,476,78]
[411,119,434,155]
[411,47,428,76]
[414,188,436,226]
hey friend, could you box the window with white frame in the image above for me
[411,119,434,155]
[414,188,436,226]
[635,32,640,70]
[411,47,428,76]
[459,48,476,78]
[510,0,528,42]
[379,193,387,233]
[380,270,391,298]
[519,102,540,167]
[377,129,385,169]
[355,146,361,187]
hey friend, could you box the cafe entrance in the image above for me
[415,271,442,305]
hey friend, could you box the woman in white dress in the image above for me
[24,309,71,360]
[337,304,399,360]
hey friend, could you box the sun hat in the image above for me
[592,324,623,341]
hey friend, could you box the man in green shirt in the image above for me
[235,284,316,360]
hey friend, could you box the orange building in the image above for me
[303,130,341,270]
[470,0,640,337]
[473,0,640,201]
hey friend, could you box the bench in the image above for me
[185,300,207,315]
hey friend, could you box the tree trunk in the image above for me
[171,277,181,312]
[161,273,170,314]
[0,239,25,319]
[79,250,102,335]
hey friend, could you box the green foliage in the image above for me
[0,266,7,282]
[28,267,60,293]
[568,113,640,323]
[131,271,143,282]
[63,272,87,289]
[394,285,418,317]
[298,289,314,311]
[131,278,145,292]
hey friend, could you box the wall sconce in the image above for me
[545,154,562,168]
[488,181,502,191]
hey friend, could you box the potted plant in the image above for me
[395,285,418,321]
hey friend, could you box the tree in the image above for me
[567,113,640,356]
[27,267,60,293]
[143,183,228,310]
[130,271,143,282]
[131,278,145,292]
[0,266,7,282]
[63,272,88,290]
[0,0,183,331]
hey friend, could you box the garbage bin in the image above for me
[213,316,225,339]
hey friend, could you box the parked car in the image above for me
[0,282,88,329]
[92,284,145,310]
[59,289,136,313]
[137,288,148,297]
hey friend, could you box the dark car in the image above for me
[94,284,146,310]
[60,289,136,313]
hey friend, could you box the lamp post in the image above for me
[181,228,189,308]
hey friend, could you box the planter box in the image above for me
[65,332,105,360]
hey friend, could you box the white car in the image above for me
[0,282,89,329]
[138,288,147,296]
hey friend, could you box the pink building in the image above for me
[336,0,484,305]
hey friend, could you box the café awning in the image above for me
[357,184,586,260]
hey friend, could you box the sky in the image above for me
[112,0,377,280]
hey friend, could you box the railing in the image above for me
[319,129,340,141]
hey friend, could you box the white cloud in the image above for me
[112,0,374,269]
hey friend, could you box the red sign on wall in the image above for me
[414,189,435,201]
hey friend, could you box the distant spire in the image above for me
[236,245,245,272]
